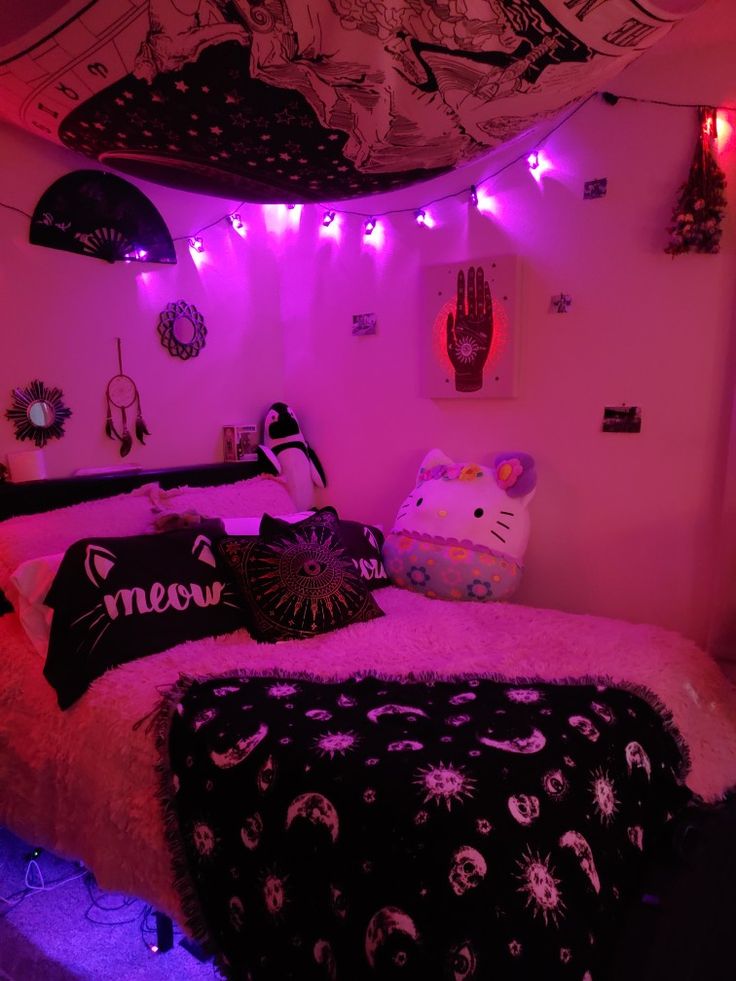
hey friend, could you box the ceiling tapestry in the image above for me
[0,2,694,201]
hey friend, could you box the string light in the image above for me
[3,90,733,254]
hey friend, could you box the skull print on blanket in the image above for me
[163,675,691,981]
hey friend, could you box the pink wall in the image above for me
[0,0,734,649]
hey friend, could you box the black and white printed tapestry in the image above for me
[163,673,691,980]
[0,2,696,201]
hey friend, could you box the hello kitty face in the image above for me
[391,449,536,564]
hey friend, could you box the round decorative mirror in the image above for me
[158,300,206,360]
[6,380,72,447]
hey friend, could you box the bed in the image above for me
[1,463,735,979]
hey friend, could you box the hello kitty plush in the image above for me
[383,448,536,602]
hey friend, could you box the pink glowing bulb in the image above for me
[364,217,377,235]
[527,150,540,171]
[188,236,204,253]
[322,210,336,226]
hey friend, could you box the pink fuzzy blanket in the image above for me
[1,588,735,926]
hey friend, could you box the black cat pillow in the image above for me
[44,523,244,709]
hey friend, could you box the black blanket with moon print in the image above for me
[163,674,691,981]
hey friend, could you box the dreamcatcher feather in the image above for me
[105,339,150,457]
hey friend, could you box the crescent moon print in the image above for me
[476,727,546,754]
[165,674,690,978]
[365,907,419,970]
[240,812,263,851]
[559,830,601,894]
[286,793,340,842]
[210,723,268,769]
[313,939,337,981]
[567,715,600,742]
[367,704,430,723]
[387,740,424,752]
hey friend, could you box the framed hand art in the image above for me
[421,256,520,399]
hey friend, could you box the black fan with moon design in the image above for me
[30,170,175,265]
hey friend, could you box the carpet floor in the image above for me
[0,828,211,980]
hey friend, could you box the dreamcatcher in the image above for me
[105,339,150,457]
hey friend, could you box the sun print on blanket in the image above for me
[166,675,690,979]
[516,847,566,927]
[415,762,476,810]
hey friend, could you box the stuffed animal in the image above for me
[256,402,326,510]
[383,448,536,602]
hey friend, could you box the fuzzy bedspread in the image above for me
[1,588,736,927]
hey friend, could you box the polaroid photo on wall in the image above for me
[352,312,377,336]
[223,426,237,462]
[235,424,259,460]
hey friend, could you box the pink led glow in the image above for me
[364,217,377,235]
[716,111,734,152]
[476,187,498,216]
[227,213,247,237]
[188,237,208,268]
[362,218,385,250]
[319,211,342,242]
[528,149,553,183]
[416,209,436,228]
[262,203,303,235]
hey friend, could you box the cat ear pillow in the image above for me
[383,448,536,602]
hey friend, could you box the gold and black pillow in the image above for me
[219,510,384,643]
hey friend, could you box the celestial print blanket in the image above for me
[161,673,692,981]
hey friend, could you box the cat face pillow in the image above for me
[383,449,536,602]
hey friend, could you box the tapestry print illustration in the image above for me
[0,2,695,200]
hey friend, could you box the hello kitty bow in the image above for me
[418,453,536,499]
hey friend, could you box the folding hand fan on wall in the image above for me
[105,340,150,458]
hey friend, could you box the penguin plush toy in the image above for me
[256,402,326,510]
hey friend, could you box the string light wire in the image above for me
[1,91,733,244]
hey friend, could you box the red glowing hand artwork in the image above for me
[446,266,494,392]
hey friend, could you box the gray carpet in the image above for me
[0,828,213,980]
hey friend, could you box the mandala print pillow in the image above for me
[219,511,384,642]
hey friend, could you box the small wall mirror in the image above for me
[6,380,72,447]
[158,300,206,360]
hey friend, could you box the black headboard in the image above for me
[0,461,266,615]
[0,461,265,522]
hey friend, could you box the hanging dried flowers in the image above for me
[665,107,727,255]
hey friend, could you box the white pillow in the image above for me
[222,512,314,535]
[9,553,63,657]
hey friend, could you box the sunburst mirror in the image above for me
[6,380,72,447]
[158,300,207,360]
